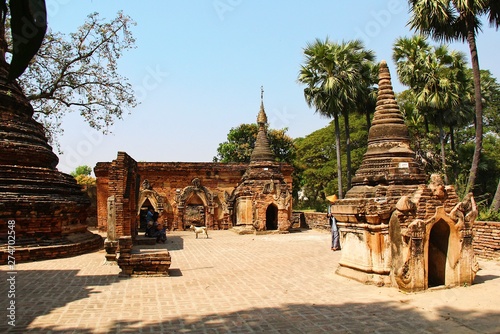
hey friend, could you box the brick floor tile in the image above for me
[1,229,500,333]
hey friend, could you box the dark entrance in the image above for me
[265,204,278,230]
[428,220,450,287]
[139,199,153,230]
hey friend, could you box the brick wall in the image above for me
[473,221,500,260]
[95,155,293,231]
[83,185,97,227]
[299,212,329,231]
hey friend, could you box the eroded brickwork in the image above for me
[0,60,101,262]
[473,221,500,259]
[331,61,479,292]
[95,154,293,235]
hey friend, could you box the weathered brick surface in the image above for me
[95,155,293,233]
[0,69,101,263]
[0,231,103,263]
[116,236,171,276]
[83,185,97,227]
[301,211,329,231]
[473,221,500,259]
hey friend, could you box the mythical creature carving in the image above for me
[142,179,152,190]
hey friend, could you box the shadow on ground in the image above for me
[1,268,124,333]
[1,267,499,333]
[4,300,500,333]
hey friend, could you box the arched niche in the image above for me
[266,203,278,230]
[136,179,172,228]
[428,219,450,287]
[176,178,214,229]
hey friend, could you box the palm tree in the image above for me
[298,38,375,197]
[407,0,500,194]
[394,36,469,184]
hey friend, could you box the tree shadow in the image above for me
[135,235,184,252]
[1,269,124,332]
[6,301,500,333]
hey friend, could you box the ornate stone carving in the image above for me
[142,179,152,190]
[332,61,478,292]
[229,90,293,233]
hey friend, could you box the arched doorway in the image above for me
[138,199,153,230]
[428,220,450,287]
[266,204,278,230]
[184,194,205,228]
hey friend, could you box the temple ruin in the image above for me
[330,60,479,292]
[95,93,294,259]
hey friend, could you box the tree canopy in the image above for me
[407,0,500,194]
[70,165,95,185]
[70,165,92,177]
[8,11,137,147]
[297,38,376,197]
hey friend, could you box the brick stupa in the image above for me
[228,89,293,233]
[0,42,102,263]
[331,61,478,291]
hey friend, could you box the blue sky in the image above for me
[46,1,499,174]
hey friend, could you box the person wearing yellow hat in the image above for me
[327,194,340,251]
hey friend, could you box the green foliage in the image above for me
[407,0,500,194]
[70,165,95,185]
[477,195,500,222]
[478,208,500,222]
[481,70,500,135]
[213,124,295,164]
[298,38,376,119]
[293,113,367,208]
[297,38,376,197]
[70,165,92,177]
[74,174,96,186]
[398,67,500,206]
[393,36,471,184]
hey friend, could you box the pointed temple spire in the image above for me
[250,86,275,162]
[350,60,427,186]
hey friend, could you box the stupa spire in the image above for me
[350,60,426,186]
[250,86,274,162]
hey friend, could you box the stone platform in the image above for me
[0,230,103,263]
[116,236,171,276]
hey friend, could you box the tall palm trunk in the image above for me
[465,27,483,195]
[334,114,343,199]
[439,126,448,184]
[365,107,371,131]
[344,113,352,189]
[449,125,455,152]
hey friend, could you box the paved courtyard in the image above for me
[1,229,500,333]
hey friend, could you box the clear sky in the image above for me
[46,0,499,174]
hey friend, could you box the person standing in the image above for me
[327,195,340,251]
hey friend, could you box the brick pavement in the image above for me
[1,229,500,333]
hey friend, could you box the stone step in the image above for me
[135,235,156,245]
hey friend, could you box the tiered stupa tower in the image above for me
[229,88,293,233]
[331,61,478,291]
[350,60,427,188]
[0,32,102,262]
